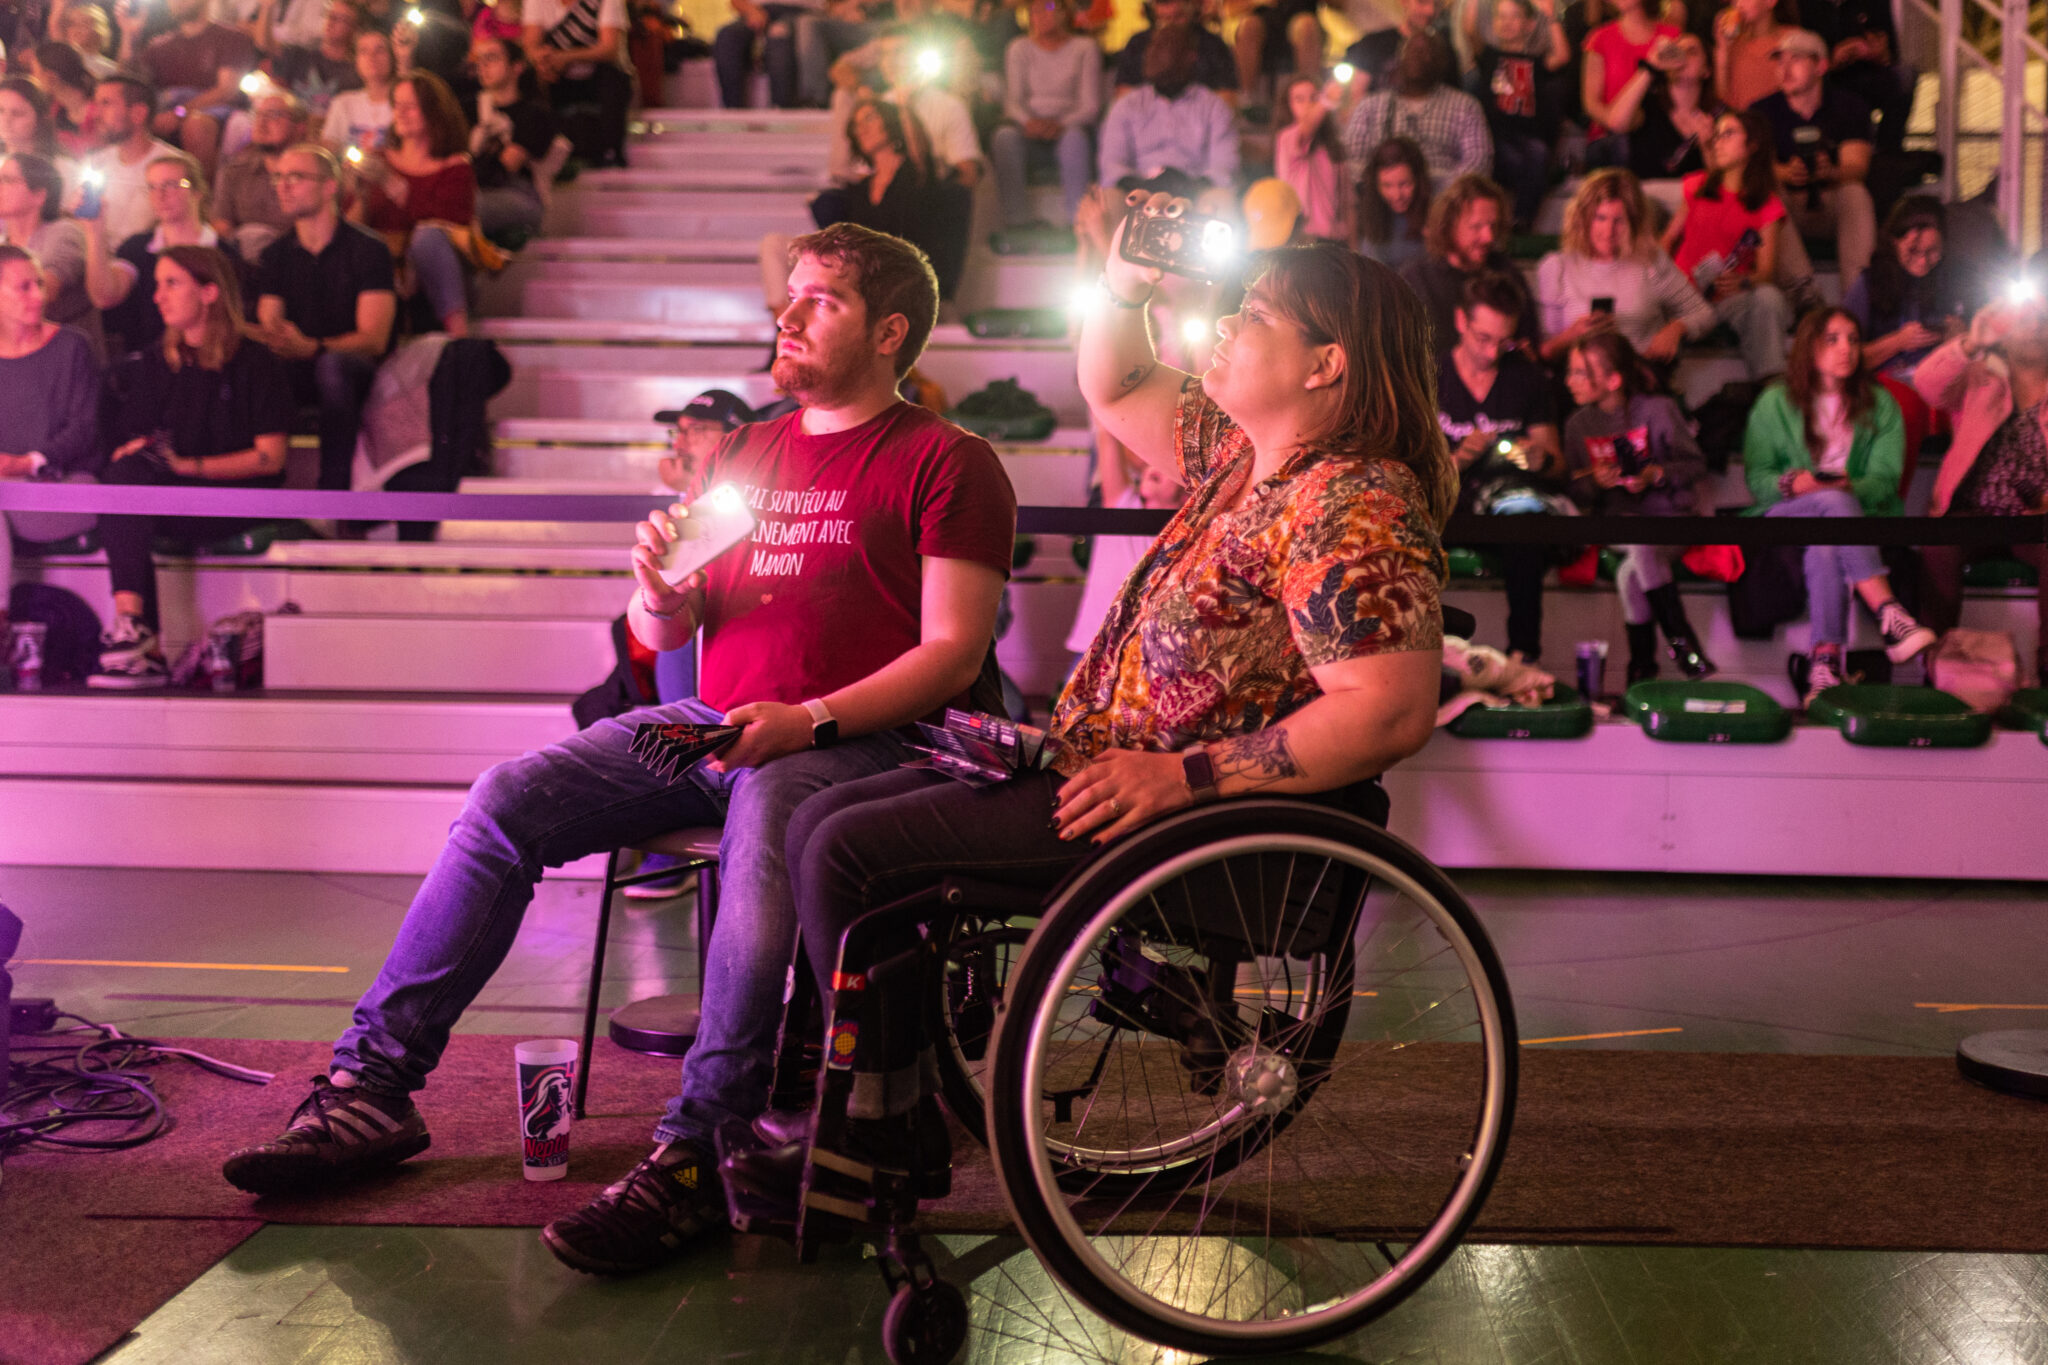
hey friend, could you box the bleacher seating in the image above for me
[5,89,2044,885]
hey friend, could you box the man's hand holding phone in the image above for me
[631,502,707,627]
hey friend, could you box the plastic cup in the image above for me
[8,621,46,692]
[1576,640,1609,701]
[515,1038,578,1180]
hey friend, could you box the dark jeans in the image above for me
[713,7,802,108]
[98,456,281,631]
[1500,542,1547,660]
[1918,540,2048,670]
[1491,129,1550,227]
[787,767,1085,1114]
[551,64,632,166]
[285,350,379,492]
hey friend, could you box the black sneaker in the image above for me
[541,1141,723,1275]
[1877,599,1937,663]
[222,1075,430,1194]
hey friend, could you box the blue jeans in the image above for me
[334,697,914,1150]
[408,225,469,330]
[1490,128,1549,227]
[714,6,802,107]
[989,122,1093,228]
[795,13,877,108]
[1764,488,1885,647]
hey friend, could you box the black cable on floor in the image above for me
[0,1014,274,1181]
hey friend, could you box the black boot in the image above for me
[1624,621,1661,686]
[1645,583,1716,680]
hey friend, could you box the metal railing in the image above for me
[1912,0,2048,250]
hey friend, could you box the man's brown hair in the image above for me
[785,222,940,377]
[1422,174,1510,262]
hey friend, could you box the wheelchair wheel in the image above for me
[985,800,1516,1356]
[929,915,1033,1151]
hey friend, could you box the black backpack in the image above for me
[8,583,102,684]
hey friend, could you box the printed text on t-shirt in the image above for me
[737,483,854,577]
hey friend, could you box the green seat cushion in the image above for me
[1961,557,2040,589]
[1624,680,1792,743]
[1997,688,2048,735]
[156,521,308,558]
[987,224,1077,256]
[964,307,1070,340]
[1807,684,1993,748]
[1447,682,1595,739]
[1444,546,1500,579]
[946,379,1057,442]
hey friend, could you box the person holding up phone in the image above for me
[1537,168,1715,368]
[220,227,1019,1291]
[1742,307,1934,701]
[0,151,105,359]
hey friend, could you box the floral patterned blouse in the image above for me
[1048,378,1447,775]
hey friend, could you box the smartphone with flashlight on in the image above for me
[1120,212,1238,285]
[75,168,104,221]
[656,483,757,586]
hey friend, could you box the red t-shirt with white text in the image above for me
[691,401,1017,712]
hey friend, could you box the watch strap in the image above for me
[804,698,839,748]
[1182,746,1219,803]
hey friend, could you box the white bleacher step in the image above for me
[0,691,578,785]
[578,165,827,191]
[625,139,831,172]
[264,614,615,693]
[546,198,812,239]
[261,540,630,572]
[514,236,764,263]
[441,477,644,544]
[634,108,837,134]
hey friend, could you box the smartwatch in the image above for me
[804,698,839,749]
[1181,746,1219,804]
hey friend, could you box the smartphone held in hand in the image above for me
[1120,212,1239,285]
[656,483,756,586]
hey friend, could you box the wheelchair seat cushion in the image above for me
[1624,680,1792,743]
[1806,684,1994,748]
[1447,682,1595,740]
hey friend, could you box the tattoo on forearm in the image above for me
[1119,363,1152,392]
[1210,728,1303,791]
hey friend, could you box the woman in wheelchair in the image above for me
[721,206,1461,1241]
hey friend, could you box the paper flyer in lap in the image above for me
[903,709,1064,787]
[628,721,743,781]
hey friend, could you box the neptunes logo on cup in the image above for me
[515,1038,578,1180]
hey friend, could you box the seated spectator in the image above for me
[0,152,104,358]
[269,0,364,125]
[1752,27,1875,287]
[391,5,473,90]
[653,387,754,494]
[0,244,102,604]
[1796,0,1907,154]
[86,75,183,249]
[827,27,985,190]
[1562,329,1717,682]
[1096,21,1237,207]
[794,0,890,111]
[1399,173,1529,353]
[1743,307,1932,700]
[257,0,341,56]
[0,76,65,164]
[350,71,476,336]
[1343,0,1445,97]
[321,27,396,152]
[1062,434,1186,663]
[1357,133,1429,270]
[1603,29,1720,180]
[715,0,804,109]
[468,0,525,49]
[1845,195,1973,482]
[469,35,557,241]
[91,246,290,687]
[1466,0,1568,228]
[122,0,259,176]
[1914,295,2048,681]
[1232,0,1324,102]
[212,87,304,259]
[990,0,1100,235]
[250,142,395,489]
[51,0,121,80]
[1537,168,1714,368]
[1580,0,1681,166]
[1439,269,1565,661]
[1272,73,1347,242]
[1340,31,1490,192]
[1662,108,1790,377]
[1712,0,1788,110]
[85,149,227,355]
[521,0,631,168]
[1113,0,1237,103]
[31,43,104,158]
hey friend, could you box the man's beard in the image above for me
[771,337,870,408]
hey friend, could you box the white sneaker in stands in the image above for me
[89,616,169,689]
[1877,600,1937,663]
[1804,651,1844,708]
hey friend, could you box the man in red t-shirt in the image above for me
[221,225,1019,1270]
[118,0,257,175]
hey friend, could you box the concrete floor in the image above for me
[6,863,2047,1364]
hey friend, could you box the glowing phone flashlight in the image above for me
[81,166,105,188]
[915,48,942,78]
[1332,61,1355,83]
[1200,218,1235,262]
[345,145,364,164]
[1180,316,1210,346]
[239,71,264,95]
[405,6,425,21]
[2007,277,2038,305]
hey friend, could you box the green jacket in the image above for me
[1741,381,1905,517]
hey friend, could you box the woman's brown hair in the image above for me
[157,245,244,372]
[3,152,64,222]
[398,70,469,160]
[1695,109,1777,213]
[1358,136,1430,248]
[1571,329,1656,400]
[1249,241,1458,528]
[1784,306,1876,458]
[1559,168,1650,261]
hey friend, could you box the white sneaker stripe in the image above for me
[351,1103,404,1134]
[325,1109,377,1142]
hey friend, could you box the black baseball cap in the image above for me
[654,389,755,430]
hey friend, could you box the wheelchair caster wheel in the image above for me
[881,1279,967,1365]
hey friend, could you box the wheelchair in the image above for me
[724,793,1519,1364]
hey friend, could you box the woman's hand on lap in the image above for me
[1055,749,1192,846]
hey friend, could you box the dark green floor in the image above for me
[7,864,2048,1364]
